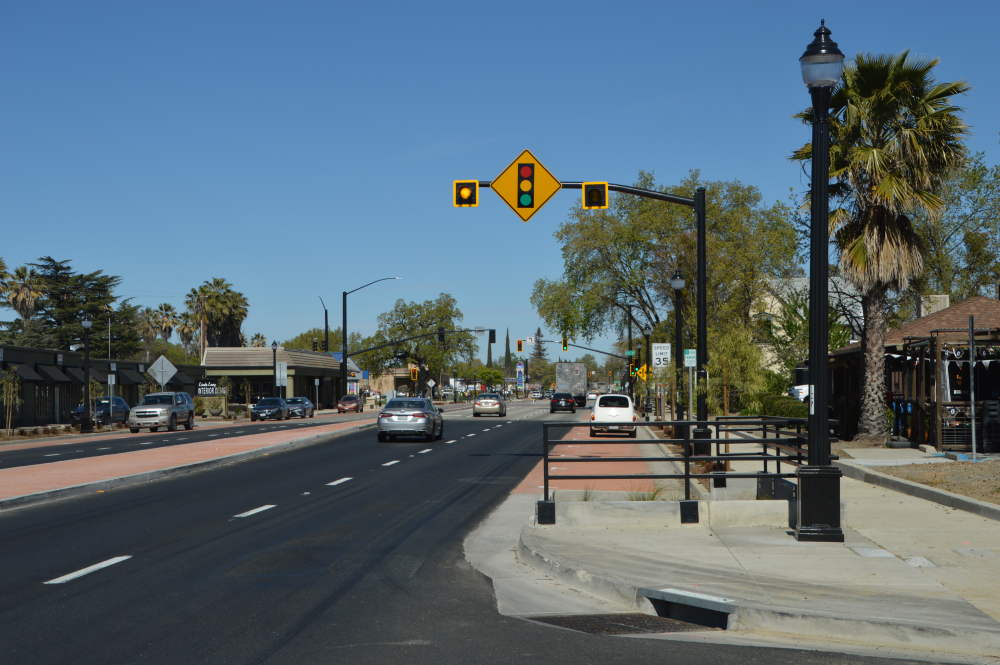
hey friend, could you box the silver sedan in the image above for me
[473,393,506,417]
[377,398,444,442]
[285,397,315,418]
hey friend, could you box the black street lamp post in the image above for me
[796,20,846,543]
[642,326,652,421]
[81,312,93,434]
[694,187,710,455]
[342,277,400,402]
[271,340,278,398]
[670,269,686,436]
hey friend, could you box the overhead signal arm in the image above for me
[535,338,627,360]
[476,181,695,207]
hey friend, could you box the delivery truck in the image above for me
[555,362,588,407]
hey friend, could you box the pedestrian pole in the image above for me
[688,367,694,424]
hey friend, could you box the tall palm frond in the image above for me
[6,266,45,327]
[250,333,267,348]
[156,303,177,342]
[176,313,195,358]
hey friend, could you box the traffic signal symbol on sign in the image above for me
[582,182,609,209]
[454,180,478,207]
[491,150,561,222]
[516,340,523,353]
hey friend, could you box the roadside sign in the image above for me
[635,364,648,381]
[107,374,116,386]
[148,355,177,388]
[197,380,218,396]
[491,149,561,222]
[426,379,436,388]
[516,361,524,370]
[625,350,635,356]
[314,378,320,386]
[526,337,534,345]
[652,343,671,366]
[276,362,288,387]
[684,349,697,368]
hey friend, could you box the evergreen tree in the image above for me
[486,341,493,368]
[504,328,512,374]
[530,326,548,362]
[29,257,121,352]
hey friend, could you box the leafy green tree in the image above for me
[28,257,121,352]
[531,172,798,365]
[766,289,854,386]
[282,327,365,352]
[907,148,1000,304]
[109,301,146,361]
[792,51,970,439]
[355,294,477,392]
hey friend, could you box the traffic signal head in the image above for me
[489,329,496,344]
[582,182,609,210]
[411,368,418,381]
[629,363,636,376]
[517,163,534,209]
[438,327,445,343]
[321,340,328,352]
[312,339,318,351]
[454,180,478,207]
[561,337,568,352]
[517,340,523,353]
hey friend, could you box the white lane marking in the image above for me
[234,505,276,518]
[466,434,476,437]
[301,492,310,495]
[44,454,60,457]
[44,556,131,584]
[495,425,502,428]
[235,431,244,434]
[140,442,152,445]
[382,460,400,466]
[327,477,352,486]
[177,438,187,441]
[445,440,457,444]
[208,434,219,437]
[483,429,491,432]
[418,449,432,454]
[97,447,111,450]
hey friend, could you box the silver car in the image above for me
[473,393,505,417]
[377,398,444,442]
[128,392,195,433]
[285,397,314,418]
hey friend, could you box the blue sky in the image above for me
[3,0,998,362]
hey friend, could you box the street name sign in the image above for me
[652,343,671,366]
[684,349,697,368]
[491,149,561,222]
[148,356,177,388]
[625,350,635,356]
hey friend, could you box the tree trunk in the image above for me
[858,286,889,440]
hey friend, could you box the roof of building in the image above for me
[833,296,1000,355]
[203,346,344,370]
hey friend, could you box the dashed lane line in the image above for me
[327,477,352,486]
[44,454,60,457]
[382,460,400,466]
[44,556,131,584]
[418,449,432,454]
[234,505,276,518]
[445,440,457,444]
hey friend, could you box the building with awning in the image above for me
[0,344,205,429]
[202,347,342,408]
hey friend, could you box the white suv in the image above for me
[129,392,195,433]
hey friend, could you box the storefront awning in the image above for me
[64,367,87,383]
[9,363,44,382]
[37,365,71,383]
[89,368,108,383]
[169,371,194,385]
[118,369,145,385]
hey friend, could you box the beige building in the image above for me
[202,347,342,408]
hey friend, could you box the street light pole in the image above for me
[342,277,401,403]
[642,326,652,421]
[796,19,845,543]
[81,312,93,434]
[694,187,710,454]
[271,340,278,398]
[670,269,686,436]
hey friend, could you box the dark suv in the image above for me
[550,392,576,414]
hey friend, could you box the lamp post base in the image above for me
[794,465,844,542]
[693,428,711,456]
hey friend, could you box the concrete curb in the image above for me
[518,526,1000,658]
[0,422,376,513]
[835,460,1000,522]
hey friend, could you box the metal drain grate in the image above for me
[526,613,718,635]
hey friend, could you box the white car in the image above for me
[788,385,809,402]
[590,394,637,438]
[587,391,598,401]
[530,391,542,399]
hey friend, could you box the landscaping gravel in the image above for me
[878,460,1000,505]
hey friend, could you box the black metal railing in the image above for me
[541,417,838,504]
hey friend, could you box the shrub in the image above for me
[194,396,206,416]
[758,395,808,419]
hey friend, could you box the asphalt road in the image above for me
[0,404,909,664]
[0,404,474,470]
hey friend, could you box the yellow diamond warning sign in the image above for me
[491,149,561,222]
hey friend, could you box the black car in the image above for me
[72,396,130,427]
[285,397,314,418]
[250,397,290,421]
[549,392,576,414]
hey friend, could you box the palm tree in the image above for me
[140,307,158,343]
[156,303,177,342]
[792,51,970,439]
[6,266,44,328]
[250,333,267,348]
[176,312,195,359]
[184,278,249,347]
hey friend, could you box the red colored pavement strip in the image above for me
[513,415,655,494]
[0,416,376,502]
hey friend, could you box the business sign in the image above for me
[516,361,524,370]
[684,349,697,368]
[652,343,671,366]
[197,380,224,396]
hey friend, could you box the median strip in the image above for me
[44,556,131,584]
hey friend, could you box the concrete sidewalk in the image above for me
[0,416,377,511]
